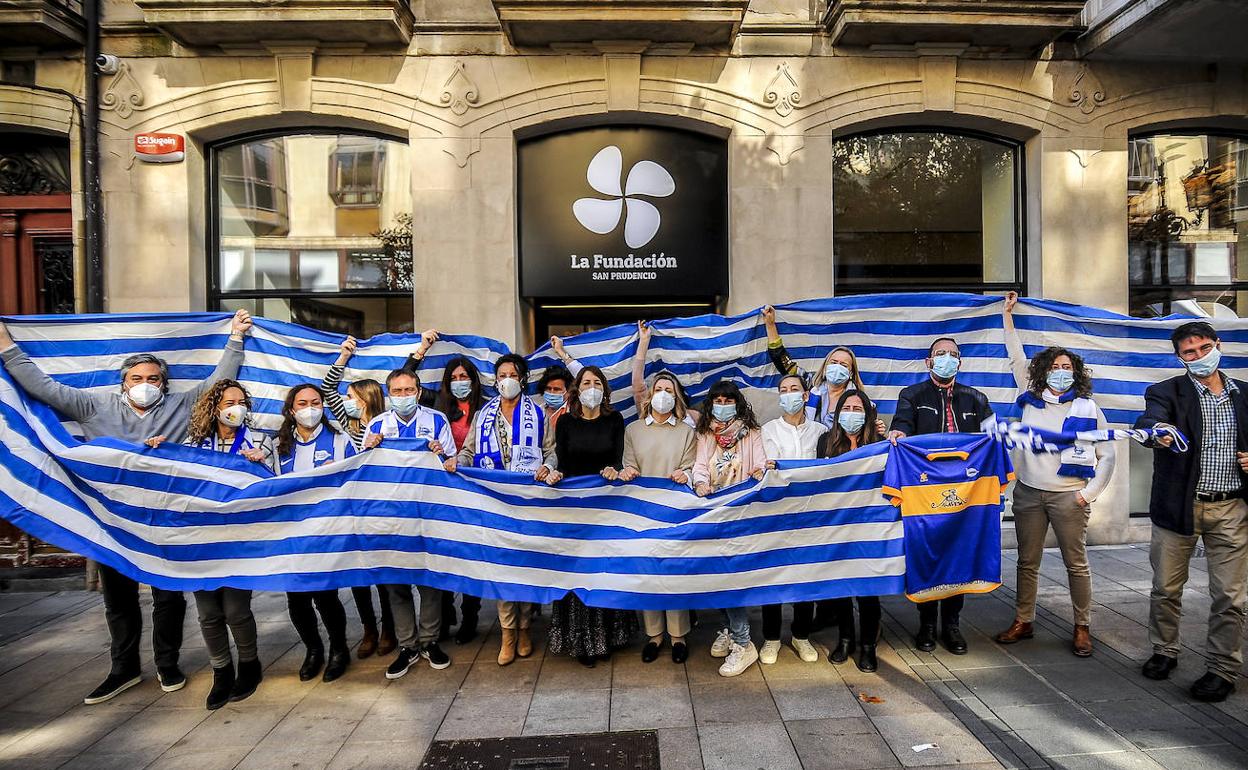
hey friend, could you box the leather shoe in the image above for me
[1072,625,1093,657]
[829,636,855,664]
[1141,653,1178,680]
[671,642,688,664]
[376,628,397,657]
[322,648,350,683]
[914,624,937,652]
[641,641,660,663]
[856,644,878,673]
[299,648,324,682]
[994,619,1033,645]
[1191,672,1235,702]
[942,625,968,655]
[357,626,378,659]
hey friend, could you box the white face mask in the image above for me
[126,383,163,408]
[579,387,604,409]
[497,377,522,400]
[219,404,248,428]
[650,390,675,415]
[294,406,322,429]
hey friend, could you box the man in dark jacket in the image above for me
[889,337,995,655]
[1134,320,1247,703]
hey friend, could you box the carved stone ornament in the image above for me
[763,62,801,118]
[100,61,145,119]
[439,61,480,116]
[1067,64,1106,116]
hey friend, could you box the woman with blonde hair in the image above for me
[761,305,867,429]
[618,371,698,663]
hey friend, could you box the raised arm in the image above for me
[321,336,356,428]
[761,305,806,378]
[401,328,439,374]
[631,321,651,409]
[0,321,98,421]
[191,309,252,401]
[549,336,584,378]
[1002,291,1029,391]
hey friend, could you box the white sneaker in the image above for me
[718,642,758,677]
[710,628,733,658]
[759,639,781,665]
[791,638,819,663]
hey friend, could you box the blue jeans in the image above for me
[721,607,750,646]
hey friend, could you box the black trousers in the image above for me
[98,564,186,675]
[287,590,348,653]
[761,602,815,641]
[830,596,881,643]
[351,585,394,634]
[441,591,482,626]
[917,595,965,627]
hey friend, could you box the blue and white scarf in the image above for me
[1016,390,1099,478]
[475,395,545,473]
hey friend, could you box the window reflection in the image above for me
[832,131,1020,292]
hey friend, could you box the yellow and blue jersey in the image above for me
[882,434,1014,602]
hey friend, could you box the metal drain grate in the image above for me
[418,730,659,770]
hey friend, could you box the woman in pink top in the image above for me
[692,380,766,678]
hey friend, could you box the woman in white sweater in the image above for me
[996,292,1116,658]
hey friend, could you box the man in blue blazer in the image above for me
[1134,320,1248,703]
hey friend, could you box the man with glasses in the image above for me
[888,337,995,655]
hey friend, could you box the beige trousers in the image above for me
[642,609,691,639]
[497,601,533,630]
[1012,482,1093,625]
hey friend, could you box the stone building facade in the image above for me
[2,0,1247,549]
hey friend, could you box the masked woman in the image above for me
[275,384,357,684]
[183,379,274,709]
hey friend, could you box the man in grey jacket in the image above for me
[0,309,253,704]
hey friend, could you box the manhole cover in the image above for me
[419,730,659,770]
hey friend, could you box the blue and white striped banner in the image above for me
[4,293,1247,432]
[0,368,904,606]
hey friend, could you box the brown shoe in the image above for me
[516,627,533,658]
[994,619,1034,644]
[498,628,517,666]
[357,626,378,660]
[1072,625,1093,657]
[376,628,397,658]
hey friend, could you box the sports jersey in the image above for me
[882,433,1014,602]
[366,406,455,456]
[277,423,355,475]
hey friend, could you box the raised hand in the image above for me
[417,329,439,356]
[335,336,357,366]
[1004,291,1018,314]
[550,336,568,362]
[231,309,253,336]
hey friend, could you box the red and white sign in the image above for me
[134,133,185,163]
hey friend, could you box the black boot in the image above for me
[915,624,937,652]
[323,648,351,683]
[942,625,968,655]
[206,663,235,711]
[299,647,325,682]
[830,635,855,664]
[856,644,878,673]
[231,658,263,702]
[454,611,479,645]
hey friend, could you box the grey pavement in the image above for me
[0,544,1244,769]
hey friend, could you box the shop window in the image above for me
[832,130,1023,294]
[1128,133,1248,318]
[211,132,414,338]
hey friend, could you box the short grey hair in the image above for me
[120,353,170,392]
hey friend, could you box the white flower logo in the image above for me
[572,146,675,249]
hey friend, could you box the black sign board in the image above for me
[518,126,729,299]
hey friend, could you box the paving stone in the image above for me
[786,717,900,770]
[1045,751,1169,770]
[871,713,1000,767]
[1082,698,1222,751]
[1030,662,1153,703]
[956,666,1065,708]
[698,721,802,770]
[325,737,435,769]
[536,652,614,691]
[522,687,610,735]
[690,681,781,725]
[657,726,704,770]
[993,703,1136,757]
[610,685,695,730]
[435,692,531,740]
[457,657,541,693]
[1146,743,1248,770]
[767,677,865,720]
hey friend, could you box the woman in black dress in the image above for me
[543,365,637,666]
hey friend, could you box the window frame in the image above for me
[830,126,1027,297]
[328,136,386,209]
[206,128,411,312]
[1127,129,1248,319]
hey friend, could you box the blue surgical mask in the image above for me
[1046,369,1074,393]
[837,410,866,434]
[391,395,419,417]
[930,353,960,380]
[778,392,805,415]
[544,391,566,408]
[342,398,362,419]
[1184,347,1221,378]
[824,363,851,386]
[711,403,737,422]
[450,380,472,400]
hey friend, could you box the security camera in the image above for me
[95,55,120,75]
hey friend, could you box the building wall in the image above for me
[9,1,1248,544]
